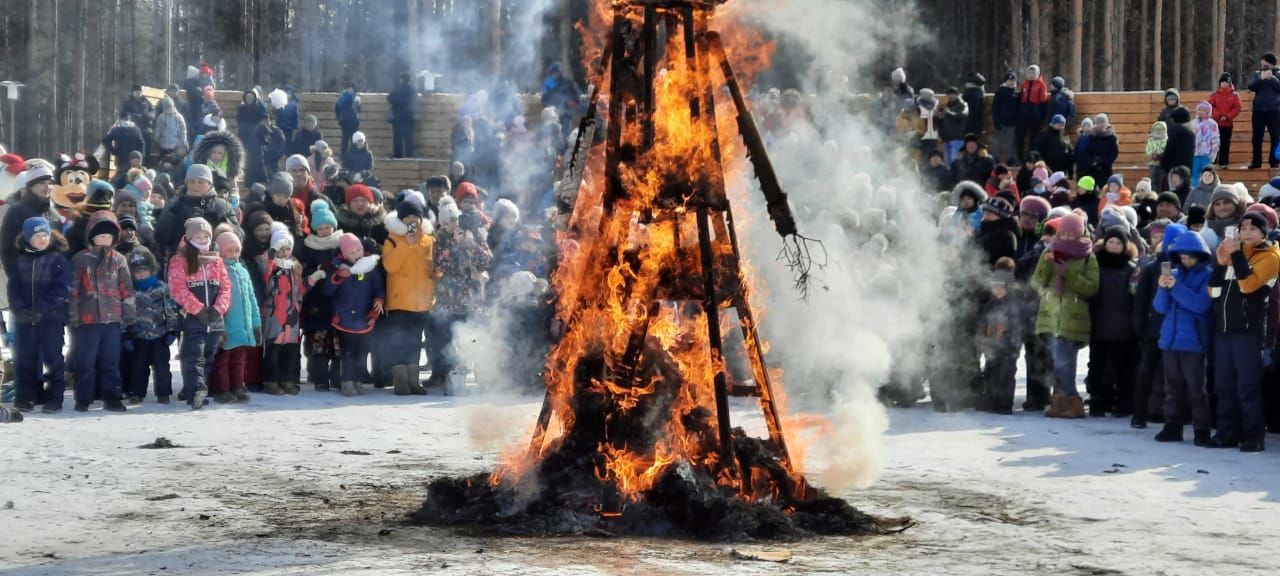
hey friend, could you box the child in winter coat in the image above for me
[168,217,231,410]
[1087,226,1139,417]
[978,259,1023,413]
[381,199,435,396]
[322,233,384,396]
[1130,223,1189,429]
[1152,230,1214,444]
[260,221,308,394]
[297,205,343,391]
[123,246,180,405]
[209,228,260,403]
[431,198,493,388]
[1032,212,1100,418]
[69,211,136,413]
[1146,121,1168,190]
[1207,73,1242,165]
[1208,212,1280,451]
[8,218,71,413]
[1192,101,1221,186]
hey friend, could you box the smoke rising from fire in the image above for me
[720,0,943,492]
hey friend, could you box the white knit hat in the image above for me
[438,196,460,223]
[352,131,366,144]
[269,221,293,251]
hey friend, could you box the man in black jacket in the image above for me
[1033,114,1074,175]
[1161,107,1196,182]
[121,85,155,159]
[102,114,145,179]
[1249,53,1280,169]
[388,73,417,159]
[961,72,986,137]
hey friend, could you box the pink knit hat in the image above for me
[1058,212,1087,237]
[338,232,362,256]
[216,230,241,252]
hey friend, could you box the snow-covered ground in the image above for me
[2,358,1278,575]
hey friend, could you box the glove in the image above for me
[165,333,178,346]
[308,269,327,285]
[122,339,135,352]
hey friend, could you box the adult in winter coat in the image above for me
[337,184,387,249]
[939,87,970,163]
[1033,114,1074,176]
[1017,65,1051,161]
[155,164,234,256]
[276,86,300,141]
[975,196,1020,267]
[388,73,417,159]
[1032,212,1099,418]
[991,73,1020,164]
[950,135,996,186]
[289,114,324,157]
[1088,114,1120,185]
[236,89,269,147]
[1161,107,1197,181]
[1250,54,1280,169]
[381,199,435,395]
[182,64,215,144]
[961,72,986,137]
[122,85,155,158]
[1151,230,1213,444]
[1208,73,1243,166]
[0,163,60,279]
[1048,77,1076,127]
[1207,211,1280,451]
[335,83,362,153]
[154,98,189,157]
[102,114,146,176]
[1131,222,1188,428]
[255,116,288,185]
[1087,226,1139,417]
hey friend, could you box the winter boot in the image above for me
[1044,393,1066,418]
[103,399,128,413]
[1207,434,1239,449]
[314,382,330,392]
[355,381,366,396]
[1193,429,1211,447]
[407,367,428,396]
[340,381,357,397]
[126,395,144,406]
[191,388,208,411]
[41,404,61,414]
[281,382,301,395]
[263,381,286,396]
[233,388,251,403]
[157,395,171,404]
[73,402,90,412]
[12,401,34,413]
[1154,423,1183,442]
[392,365,412,396]
[213,392,236,404]
[1063,395,1087,418]
[1130,416,1147,430]
[1239,438,1266,453]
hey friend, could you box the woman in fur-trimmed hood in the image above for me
[192,130,246,183]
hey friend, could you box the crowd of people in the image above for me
[0,62,578,421]
[887,55,1280,453]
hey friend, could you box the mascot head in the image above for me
[0,153,26,200]
[51,152,100,216]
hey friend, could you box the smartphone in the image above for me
[1161,261,1172,276]
[1226,226,1239,240]
[408,222,419,235]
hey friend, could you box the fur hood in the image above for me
[193,130,246,182]
[337,203,386,231]
[383,210,434,237]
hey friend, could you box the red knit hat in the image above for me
[455,182,480,203]
[345,183,375,206]
[1246,203,1279,231]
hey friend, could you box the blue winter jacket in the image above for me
[277,101,300,132]
[1154,232,1213,353]
[8,239,72,325]
[992,86,1019,129]
[222,259,261,348]
[1249,72,1280,112]
[322,255,385,333]
[1049,90,1077,126]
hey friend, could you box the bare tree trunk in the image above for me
[1154,0,1163,89]
[490,0,504,80]
[1173,0,1181,89]
[1011,0,1024,70]
[1116,0,1127,90]
[1070,0,1083,91]
[1102,0,1114,90]
[1140,0,1150,88]
[1184,0,1196,90]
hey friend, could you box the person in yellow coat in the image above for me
[381,197,436,395]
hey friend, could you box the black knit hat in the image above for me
[1243,211,1273,233]
[1156,191,1182,211]
[1220,72,1233,84]
[983,196,1016,219]
[1264,53,1278,66]
[1187,205,1207,227]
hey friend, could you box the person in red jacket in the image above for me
[1208,73,1242,166]
[1018,64,1051,161]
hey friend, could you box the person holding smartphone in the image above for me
[1152,228,1214,445]
[1208,212,1280,452]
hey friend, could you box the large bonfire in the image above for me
[413,0,884,541]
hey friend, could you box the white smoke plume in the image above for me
[718,0,943,492]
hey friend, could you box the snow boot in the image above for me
[103,399,128,413]
[1193,429,1211,447]
[355,381,366,396]
[1044,393,1067,418]
[157,395,170,405]
[126,395,144,406]
[41,404,61,414]
[284,382,301,395]
[213,392,236,404]
[12,401,34,413]
[191,388,208,411]
[392,365,412,396]
[1063,396,1086,418]
[340,381,358,397]
[263,381,286,396]
[1154,423,1183,442]
[73,402,90,413]
[407,367,428,396]
[1130,416,1147,429]
[1239,438,1266,453]
[1207,434,1239,449]
[233,388,251,403]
